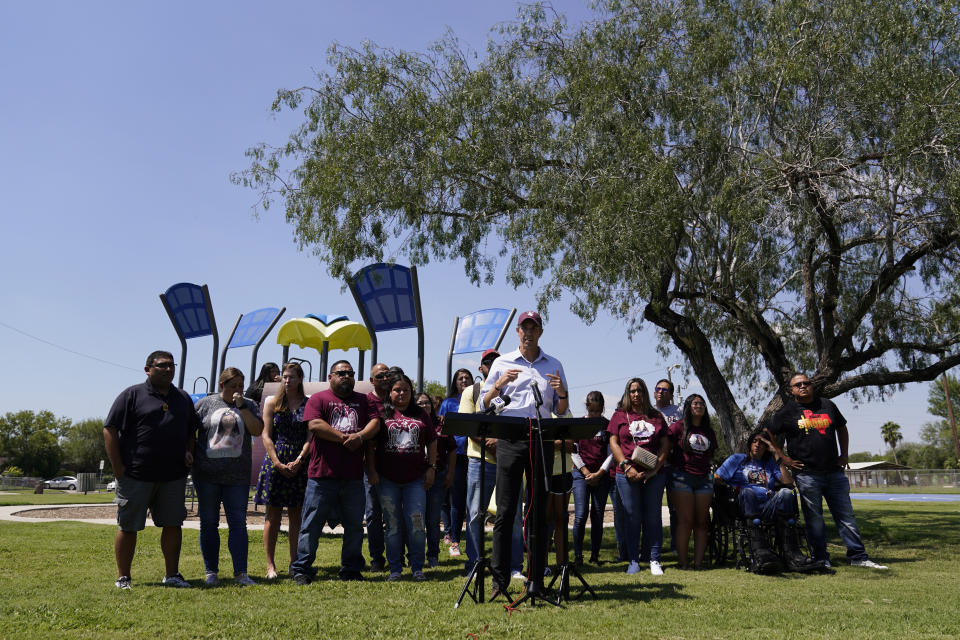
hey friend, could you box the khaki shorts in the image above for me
[115,475,187,531]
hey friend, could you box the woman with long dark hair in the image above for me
[366,373,438,581]
[254,362,310,579]
[570,391,613,565]
[666,394,717,570]
[438,367,473,557]
[245,362,281,404]
[608,378,671,576]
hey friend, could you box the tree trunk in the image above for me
[643,302,754,451]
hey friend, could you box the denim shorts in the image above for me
[669,469,713,495]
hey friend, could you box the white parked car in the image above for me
[106,480,117,491]
[45,476,78,490]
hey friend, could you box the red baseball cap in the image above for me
[481,349,500,363]
[517,310,542,327]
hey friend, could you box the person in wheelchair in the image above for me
[714,430,821,573]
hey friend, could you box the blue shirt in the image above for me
[715,453,782,496]
[439,396,467,455]
[479,346,567,422]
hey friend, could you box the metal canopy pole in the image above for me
[411,265,425,394]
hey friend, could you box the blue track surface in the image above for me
[850,492,960,502]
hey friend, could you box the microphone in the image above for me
[531,382,543,406]
[483,395,512,415]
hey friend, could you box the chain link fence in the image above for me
[846,469,960,489]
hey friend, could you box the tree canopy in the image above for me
[235,0,960,448]
[0,410,68,478]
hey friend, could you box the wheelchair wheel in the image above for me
[707,507,731,566]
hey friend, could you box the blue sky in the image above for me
[0,0,939,454]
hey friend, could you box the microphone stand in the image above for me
[455,421,493,608]
[545,437,596,605]
[509,383,560,608]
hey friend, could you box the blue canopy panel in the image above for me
[351,264,417,332]
[228,307,283,348]
[452,308,514,355]
[164,282,215,339]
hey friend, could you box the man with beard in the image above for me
[363,362,392,571]
[291,360,380,583]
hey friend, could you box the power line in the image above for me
[568,367,666,391]
[0,320,140,372]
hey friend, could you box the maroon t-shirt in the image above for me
[366,391,386,416]
[576,428,610,473]
[374,408,436,484]
[607,409,668,475]
[303,389,373,480]
[666,420,717,476]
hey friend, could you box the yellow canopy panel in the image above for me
[276,318,372,353]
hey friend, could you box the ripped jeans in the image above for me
[379,476,427,574]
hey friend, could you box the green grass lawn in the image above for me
[0,490,117,507]
[1,501,958,640]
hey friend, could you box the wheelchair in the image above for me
[707,481,827,574]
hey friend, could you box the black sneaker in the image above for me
[292,573,312,586]
[115,576,132,590]
[369,558,386,572]
[339,571,364,581]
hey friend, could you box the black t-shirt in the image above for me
[768,397,847,473]
[105,380,200,482]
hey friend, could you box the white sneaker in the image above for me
[161,573,192,588]
[235,573,257,586]
[510,570,526,581]
[650,561,664,576]
[851,559,888,570]
[204,572,219,586]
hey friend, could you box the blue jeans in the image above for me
[425,467,449,560]
[465,458,523,572]
[447,454,468,544]
[608,478,627,560]
[364,472,384,564]
[379,476,426,573]
[572,469,610,558]
[616,471,666,563]
[194,479,249,575]
[739,487,798,523]
[794,471,867,562]
[292,478,365,577]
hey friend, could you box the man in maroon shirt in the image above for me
[290,360,380,583]
[364,362,391,571]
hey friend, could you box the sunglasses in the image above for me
[332,370,355,378]
[374,373,390,380]
[654,387,671,392]
[792,381,811,388]
[151,362,176,370]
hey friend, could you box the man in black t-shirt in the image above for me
[767,374,887,570]
[103,350,200,589]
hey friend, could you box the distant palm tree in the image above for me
[880,421,904,464]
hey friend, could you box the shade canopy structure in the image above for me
[446,308,516,388]
[276,316,372,380]
[159,282,218,389]
[219,306,286,383]
[348,262,424,391]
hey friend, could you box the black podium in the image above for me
[443,411,604,608]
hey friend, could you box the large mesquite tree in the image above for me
[235,0,960,449]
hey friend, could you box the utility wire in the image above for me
[0,320,141,372]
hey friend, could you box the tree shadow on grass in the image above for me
[587,580,691,603]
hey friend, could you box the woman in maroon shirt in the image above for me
[608,378,671,576]
[666,394,718,570]
[365,374,438,581]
